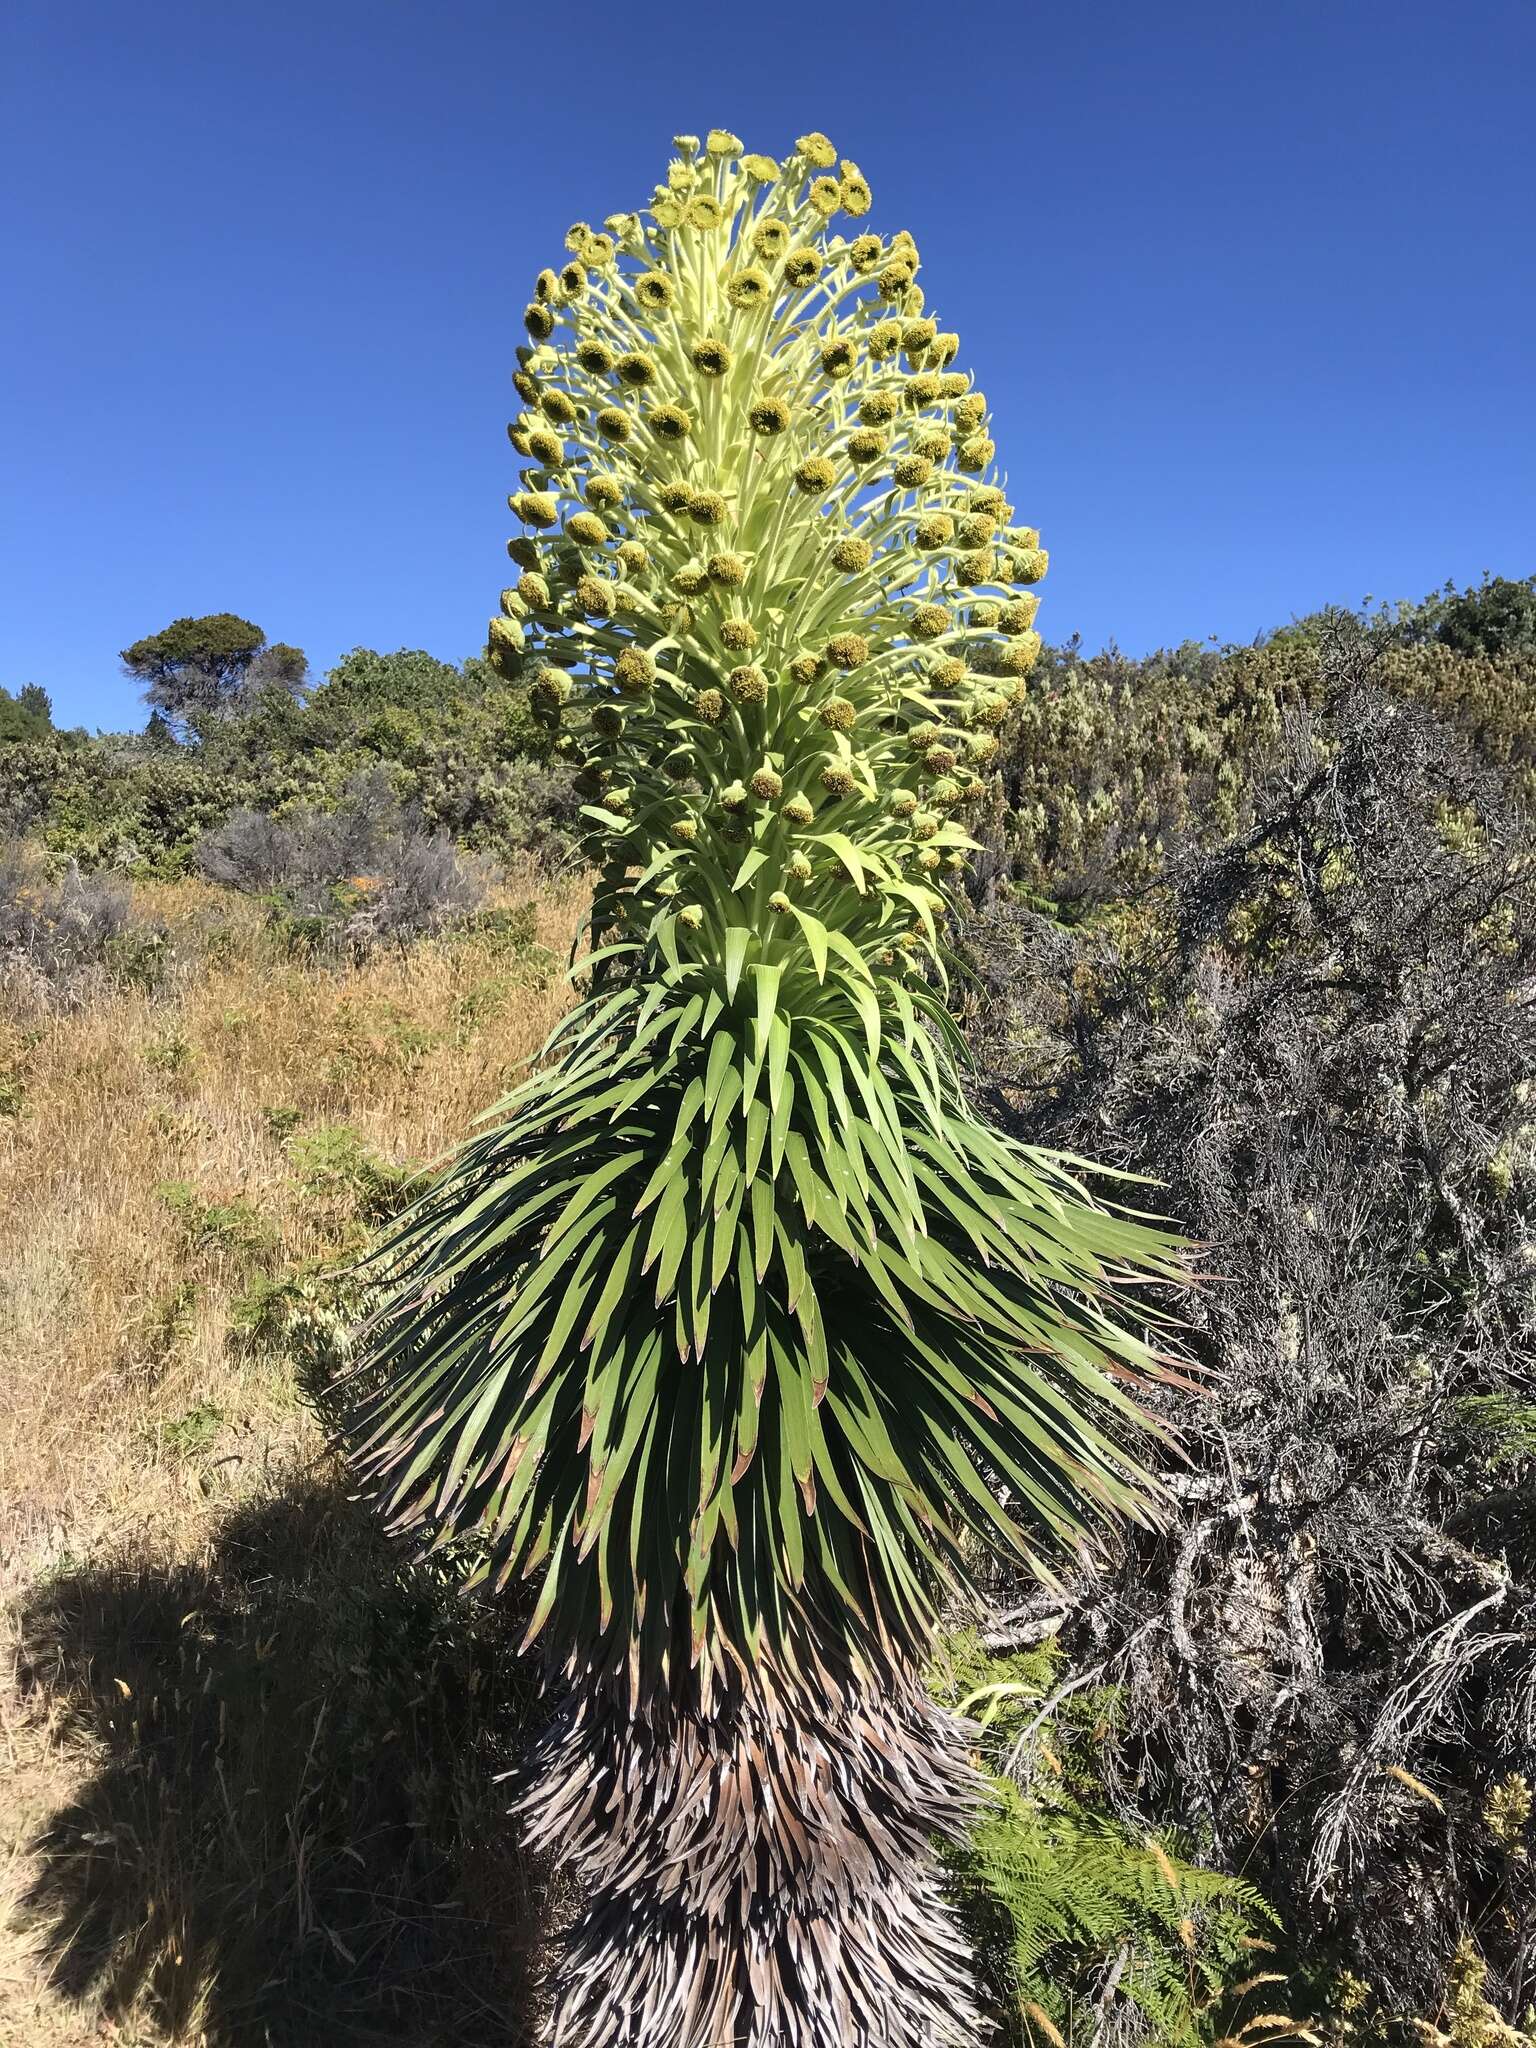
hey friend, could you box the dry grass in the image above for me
[0,870,588,2046]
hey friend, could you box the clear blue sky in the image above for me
[4,0,1532,732]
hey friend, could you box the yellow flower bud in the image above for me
[910,604,949,641]
[1013,547,1049,583]
[616,351,658,387]
[787,851,813,882]
[831,536,872,572]
[523,302,555,341]
[892,455,934,489]
[686,195,725,231]
[614,648,655,694]
[794,455,836,495]
[752,219,789,262]
[567,510,608,546]
[511,491,559,528]
[729,663,769,705]
[955,550,995,588]
[915,514,955,550]
[825,633,869,670]
[999,596,1040,633]
[595,407,632,442]
[616,540,649,576]
[721,616,758,650]
[782,794,815,826]
[576,338,615,376]
[750,766,783,800]
[846,429,885,464]
[783,248,819,287]
[858,392,898,426]
[679,903,705,930]
[748,395,791,434]
[818,696,856,732]
[808,176,842,216]
[688,489,728,526]
[517,571,550,609]
[507,536,540,569]
[820,763,856,799]
[768,891,793,914]
[694,688,726,723]
[788,652,824,685]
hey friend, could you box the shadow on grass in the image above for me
[14,1479,551,2045]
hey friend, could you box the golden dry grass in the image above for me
[0,870,588,2046]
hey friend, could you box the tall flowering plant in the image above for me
[341,130,1185,2048]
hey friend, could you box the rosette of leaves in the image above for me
[339,128,1187,2048]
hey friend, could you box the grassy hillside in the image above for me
[1,871,584,2046]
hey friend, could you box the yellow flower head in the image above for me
[686,194,725,231]
[506,536,540,569]
[782,247,820,287]
[820,338,857,379]
[576,339,615,376]
[788,651,825,685]
[849,233,883,274]
[690,336,734,376]
[586,474,623,509]
[915,513,955,550]
[794,455,836,496]
[595,406,632,442]
[616,351,658,387]
[867,319,902,359]
[818,696,856,732]
[566,510,608,546]
[782,793,815,825]
[615,539,649,576]
[820,763,856,799]
[721,616,758,650]
[808,176,842,216]
[749,766,783,800]
[706,128,743,157]
[796,131,838,168]
[846,429,885,464]
[831,536,872,572]
[748,395,791,434]
[694,687,726,722]
[910,604,949,641]
[726,265,773,309]
[648,403,693,443]
[752,218,789,262]
[892,454,934,489]
[576,575,612,618]
[523,301,556,341]
[708,551,747,586]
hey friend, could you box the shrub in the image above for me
[196,772,488,957]
[963,622,1536,2023]
[0,841,167,1002]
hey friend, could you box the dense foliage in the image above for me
[963,613,1536,2035]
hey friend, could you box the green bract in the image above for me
[340,130,1188,2048]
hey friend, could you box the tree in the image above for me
[0,683,53,744]
[120,614,309,726]
[335,129,1187,2048]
